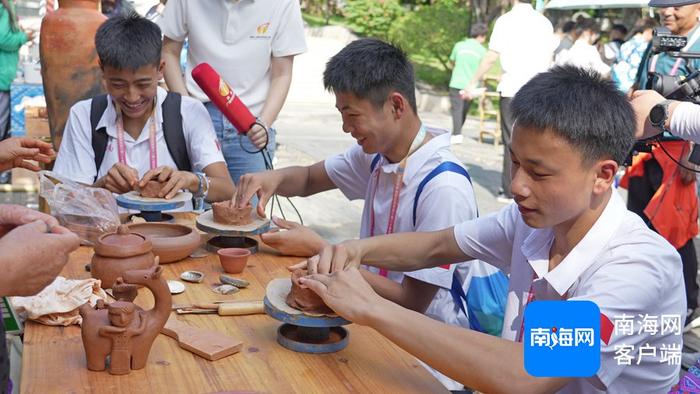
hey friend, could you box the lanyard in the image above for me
[369,125,428,277]
[115,100,158,170]
[650,54,683,77]
[517,273,538,343]
[517,272,570,342]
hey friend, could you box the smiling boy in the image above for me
[299,65,686,393]
[54,14,233,206]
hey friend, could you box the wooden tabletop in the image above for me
[20,215,447,393]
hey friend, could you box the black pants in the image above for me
[449,88,470,136]
[500,96,515,198]
[627,157,699,310]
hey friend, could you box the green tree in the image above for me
[388,0,469,72]
[342,0,405,40]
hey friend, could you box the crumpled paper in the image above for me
[10,276,107,326]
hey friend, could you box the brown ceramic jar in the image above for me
[91,225,156,290]
[40,0,106,150]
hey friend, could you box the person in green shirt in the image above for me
[448,23,487,144]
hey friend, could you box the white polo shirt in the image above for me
[454,191,685,393]
[54,87,225,210]
[158,0,307,116]
[488,3,556,97]
[326,126,496,390]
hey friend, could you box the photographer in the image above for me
[623,0,700,326]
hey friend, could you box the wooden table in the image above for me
[20,215,447,393]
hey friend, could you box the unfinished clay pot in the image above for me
[126,223,201,263]
[212,200,253,226]
[286,269,332,314]
[216,248,250,274]
[91,225,156,290]
[79,265,171,374]
[139,180,166,198]
[40,0,106,150]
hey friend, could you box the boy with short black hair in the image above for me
[299,65,686,393]
[54,14,233,206]
[236,38,506,391]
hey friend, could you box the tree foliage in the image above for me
[388,0,469,72]
[342,0,405,40]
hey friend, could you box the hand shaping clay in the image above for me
[140,180,166,198]
[212,200,253,225]
[285,269,332,314]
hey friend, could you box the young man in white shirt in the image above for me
[298,66,686,393]
[54,15,234,206]
[235,38,506,391]
[158,0,307,185]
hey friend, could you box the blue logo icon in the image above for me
[524,300,600,377]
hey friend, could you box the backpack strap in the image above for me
[411,161,481,330]
[412,161,473,227]
[90,94,109,182]
[369,153,381,173]
[161,92,191,172]
[89,92,192,182]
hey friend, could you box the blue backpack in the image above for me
[371,156,508,336]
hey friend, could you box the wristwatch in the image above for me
[649,100,672,133]
[193,172,209,200]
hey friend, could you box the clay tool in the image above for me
[174,300,264,316]
[160,315,243,361]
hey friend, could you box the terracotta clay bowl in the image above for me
[126,223,201,263]
[217,248,251,274]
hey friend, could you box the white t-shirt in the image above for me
[158,0,307,116]
[54,87,225,210]
[555,40,611,76]
[453,192,685,393]
[488,3,556,97]
[325,126,496,390]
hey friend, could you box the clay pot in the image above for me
[286,269,333,314]
[217,248,250,274]
[91,225,156,290]
[126,223,201,263]
[40,0,106,150]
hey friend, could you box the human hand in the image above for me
[0,204,59,238]
[0,220,80,297]
[99,162,139,194]
[630,90,668,140]
[24,29,36,42]
[287,240,363,275]
[0,137,54,172]
[235,171,281,217]
[138,166,197,199]
[247,124,268,149]
[298,268,385,325]
[260,217,329,257]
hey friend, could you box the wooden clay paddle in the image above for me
[160,315,243,361]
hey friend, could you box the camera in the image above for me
[626,27,700,166]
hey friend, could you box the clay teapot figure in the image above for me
[39,0,107,150]
[79,265,172,374]
[91,225,156,290]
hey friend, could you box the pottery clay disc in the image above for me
[120,190,193,204]
[266,278,338,318]
[196,209,270,236]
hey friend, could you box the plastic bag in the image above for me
[38,171,119,245]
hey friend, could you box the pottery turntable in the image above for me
[263,278,350,354]
[195,209,270,254]
[117,191,193,222]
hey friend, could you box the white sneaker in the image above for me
[450,135,464,144]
